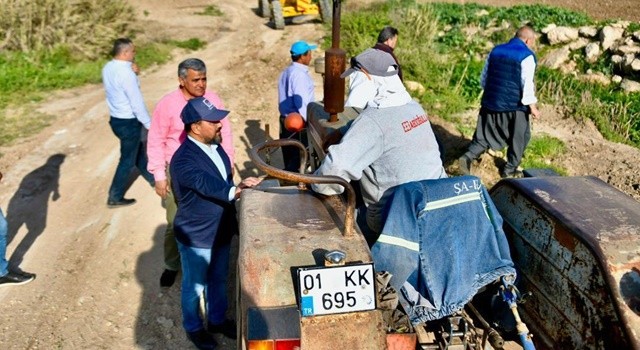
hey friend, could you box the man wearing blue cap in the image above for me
[170,97,261,350]
[277,40,317,172]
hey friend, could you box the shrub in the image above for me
[0,0,135,60]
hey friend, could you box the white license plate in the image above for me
[297,263,376,317]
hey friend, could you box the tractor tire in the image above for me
[318,0,331,24]
[258,0,270,18]
[271,0,285,30]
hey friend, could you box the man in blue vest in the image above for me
[459,26,540,178]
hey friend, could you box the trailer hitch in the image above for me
[499,275,536,350]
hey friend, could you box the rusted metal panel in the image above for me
[491,176,640,349]
[237,186,373,308]
[300,311,386,349]
[237,186,386,349]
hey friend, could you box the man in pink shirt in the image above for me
[147,58,234,287]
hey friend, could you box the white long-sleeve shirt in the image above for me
[102,59,152,129]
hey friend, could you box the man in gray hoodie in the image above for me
[312,48,446,239]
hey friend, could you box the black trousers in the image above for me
[279,116,308,172]
[465,109,530,172]
[108,117,154,201]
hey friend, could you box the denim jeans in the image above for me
[371,176,515,323]
[108,117,154,201]
[177,241,230,332]
[0,209,8,277]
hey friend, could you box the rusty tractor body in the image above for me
[236,140,387,350]
[491,176,640,349]
[235,102,640,349]
[239,0,639,346]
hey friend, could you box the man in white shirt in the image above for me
[459,26,540,178]
[102,38,154,207]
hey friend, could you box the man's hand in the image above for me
[234,177,262,199]
[155,179,169,199]
[530,104,541,120]
[131,62,140,75]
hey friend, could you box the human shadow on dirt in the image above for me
[134,225,239,349]
[6,153,65,271]
[134,225,185,349]
[237,119,282,179]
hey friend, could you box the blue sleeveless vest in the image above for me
[481,38,536,112]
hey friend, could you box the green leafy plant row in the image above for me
[338,0,640,150]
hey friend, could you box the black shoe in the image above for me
[160,269,178,288]
[458,155,471,175]
[207,319,237,339]
[186,329,217,350]
[500,169,524,179]
[107,198,136,208]
[0,271,35,287]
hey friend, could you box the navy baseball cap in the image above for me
[290,40,317,55]
[181,97,229,125]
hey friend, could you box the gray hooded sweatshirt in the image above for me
[312,75,446,233]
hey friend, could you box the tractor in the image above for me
[258,0,331,29]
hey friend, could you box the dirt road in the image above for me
[0,1,638,349]
[0,1,322,349]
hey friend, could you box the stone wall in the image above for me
[540,22,640,92]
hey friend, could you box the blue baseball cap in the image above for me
[181,97,230,125]
[290,40,317,55]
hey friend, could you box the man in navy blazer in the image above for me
[170,97,261,350]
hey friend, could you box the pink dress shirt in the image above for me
[147,88,235,182]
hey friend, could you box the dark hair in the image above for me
[185,121,194,133]
[178,58,207,78]
[111,38,133,57]
[291,53,305,62]
[377,26,399,44]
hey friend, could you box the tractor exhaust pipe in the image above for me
[323,0,345,122]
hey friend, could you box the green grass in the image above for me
[168,38,207,51]
[0,111,51,146]
[196,5,223,17]
[0,38,205,146]
[521,135,567,175]
[338,0,640,174]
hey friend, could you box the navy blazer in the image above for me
[170,138,237,249]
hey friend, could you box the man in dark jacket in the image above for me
[373,26,402,81]
[170,97,260,350]
[459,26,540,178]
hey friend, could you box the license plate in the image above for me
[297,263,376,317]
